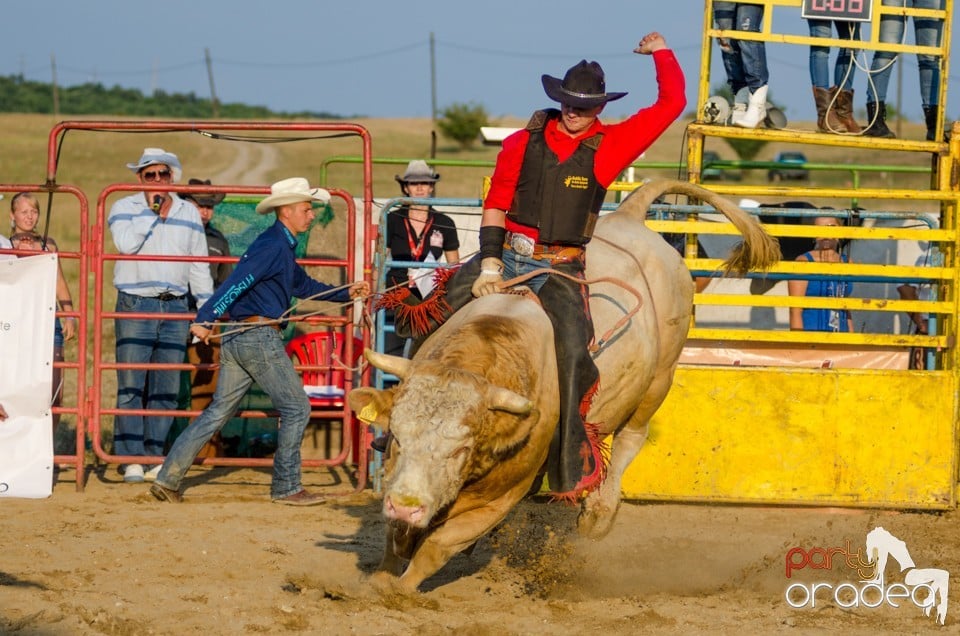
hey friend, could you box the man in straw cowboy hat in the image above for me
[396,32,685,500]
[151,177,369,505]
[108,147,214,484]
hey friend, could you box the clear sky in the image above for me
[3,0,957,123]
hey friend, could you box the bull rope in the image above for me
[492,267,645,353]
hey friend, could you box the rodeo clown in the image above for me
[382,31,685,499]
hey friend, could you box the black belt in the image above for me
[155,292,186,301]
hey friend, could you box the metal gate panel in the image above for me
[620,365,957,508]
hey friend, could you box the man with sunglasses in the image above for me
[107,147,214,484]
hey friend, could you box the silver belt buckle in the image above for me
[510,232,535,257]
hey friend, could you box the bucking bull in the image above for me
[348,179,780,592]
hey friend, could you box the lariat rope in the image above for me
[195,238,647,369]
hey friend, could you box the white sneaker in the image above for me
[144,465,162,482]
[123,464,145,483]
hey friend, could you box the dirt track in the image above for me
[3,464,959,635]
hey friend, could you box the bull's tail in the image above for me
[617,178,781,275]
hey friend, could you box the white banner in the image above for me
[0,253,57,498]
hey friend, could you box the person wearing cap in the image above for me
[181,179,232,455]
[182,178,232,292]
[386,160,460,301]
[107,148,214,484]
[150,177,369,505]
[424,32,685,499]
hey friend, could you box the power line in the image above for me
[215,41,425,68]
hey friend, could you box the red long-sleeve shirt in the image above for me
[484,49,686,241]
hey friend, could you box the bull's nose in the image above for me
[384,495,428,526]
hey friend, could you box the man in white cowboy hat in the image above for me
[402,32,685,499]
[107,147,214,484]
[150,177,369,505]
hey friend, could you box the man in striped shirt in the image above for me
[107,148,214,484]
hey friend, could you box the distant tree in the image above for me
[0,74,345,119]
[723,137,769,162]
[437,102,489,149]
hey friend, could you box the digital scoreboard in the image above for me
[801,0,873,22]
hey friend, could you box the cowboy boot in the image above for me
[538,272,600,496]
[813,87,843,133]
[833,88,861,133]
[734,85,768,129]
[923,106,952,142]
[864,101,896,138]
[729,87,750,127]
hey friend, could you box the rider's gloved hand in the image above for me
[472,257,504,297]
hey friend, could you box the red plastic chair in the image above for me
[285,330,365,464]
[286,330,351,407]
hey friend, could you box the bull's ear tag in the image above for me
[358,403,378,424]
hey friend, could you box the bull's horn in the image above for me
[487,386,533,415]
[364,349,411,380]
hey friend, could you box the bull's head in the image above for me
[348,350,535,529]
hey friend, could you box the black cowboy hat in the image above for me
[181,178,226,207]
[541,60,627,109]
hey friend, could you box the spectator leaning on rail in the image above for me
[150,177,369,506]
[107,148,214,484]
[395,32,685,500]
[787,216,855,333]
[9,193,77,444]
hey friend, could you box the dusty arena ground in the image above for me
[3,465,959,635]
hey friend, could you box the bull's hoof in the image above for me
[369,571,407,597]
[576,498,620,539]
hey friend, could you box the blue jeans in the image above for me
[714,2,768,92]
[808,19,862,90]
[113,292,189,457]
[501,247,559,293]
[156,325,311,499]
[866,0,944,107]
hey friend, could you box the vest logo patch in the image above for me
[564,175,590,190]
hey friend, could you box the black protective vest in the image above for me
[507,109,606,245]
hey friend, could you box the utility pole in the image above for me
[895,54,903,138]
[430,33,438,159]
[430,32,438,124]
[50,53,59,119]
[205,48,220,118]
